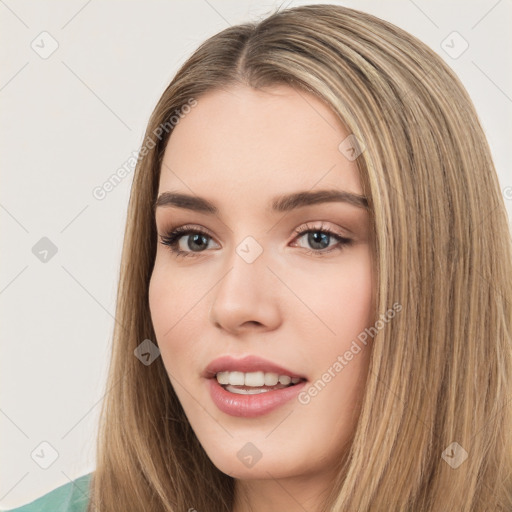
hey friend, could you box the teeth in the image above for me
[225,385,272,395]
[229,371,245,386]
[264,372,279,386]
[215,371,302,387]
[244,371,265,386]
[216,371,230,385]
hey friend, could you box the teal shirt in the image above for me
[5,473,93,512]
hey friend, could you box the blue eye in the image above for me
[291,222,352,256]
[159,226,217,258]
[159,222,352,258]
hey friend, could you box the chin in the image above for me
[205,447,302,480]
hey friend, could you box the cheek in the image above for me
[149,257,197,332]
[296,248,374,408]
[148,263,207,373]
[303,249,374,338]
[148,265,171,338]
[148,264,218,423]
[343,254,374,329]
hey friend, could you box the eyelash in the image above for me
[158,222,352,259]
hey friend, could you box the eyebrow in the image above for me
[153,189,369,214]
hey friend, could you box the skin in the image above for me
[149,83,375,512]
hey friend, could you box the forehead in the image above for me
[159,84,362,199]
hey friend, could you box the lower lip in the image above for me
[207,378,307,418]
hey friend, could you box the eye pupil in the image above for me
[188,233,209,251]
[308,231,329,250]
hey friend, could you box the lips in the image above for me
[203,355,307,380]
[203,355,308,417]
[207,378,307,417]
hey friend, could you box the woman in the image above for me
[10,3,512,511]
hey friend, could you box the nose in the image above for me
[209,248,282,335]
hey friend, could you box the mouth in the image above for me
[215,370,306,395]
[204,355,308,417]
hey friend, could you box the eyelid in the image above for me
[158,220,353,259]
[159,221,349,241]
[159,224,220,249]
[292,221,350,239]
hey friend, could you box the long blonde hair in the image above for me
[88,4,512,511]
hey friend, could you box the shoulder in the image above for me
[4,472,93,512]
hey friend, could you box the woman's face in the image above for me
[149,84,375,484]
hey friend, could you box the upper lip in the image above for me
[203,355,307,380]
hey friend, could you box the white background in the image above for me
[1,0,511,508]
